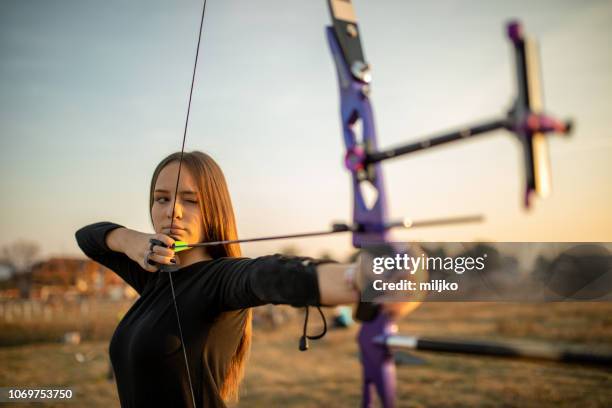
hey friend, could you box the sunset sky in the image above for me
[1,0,610,261]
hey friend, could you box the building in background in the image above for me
[0,257,137,301]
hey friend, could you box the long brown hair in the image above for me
[149,151,252,403]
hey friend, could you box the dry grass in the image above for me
[1,302,611,407]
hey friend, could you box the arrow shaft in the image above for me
[173,214,484,251]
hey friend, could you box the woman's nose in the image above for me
[166,199,182,219]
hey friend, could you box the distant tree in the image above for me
[1,240,40,298]
[458,243,502,275]
[1,240,40,273]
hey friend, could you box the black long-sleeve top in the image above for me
[75,222,324,408]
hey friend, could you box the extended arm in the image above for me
[208,255,422,320]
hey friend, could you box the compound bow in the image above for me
[162,1,572,407]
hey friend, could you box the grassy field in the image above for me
[1,302,611,407]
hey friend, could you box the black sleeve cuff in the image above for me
[248,254,336,307]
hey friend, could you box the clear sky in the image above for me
[1,0,611,261]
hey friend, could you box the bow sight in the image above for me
[329,3,573,217]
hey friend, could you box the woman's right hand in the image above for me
[107,228,177,272]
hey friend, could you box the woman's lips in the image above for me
[163,228,186,235]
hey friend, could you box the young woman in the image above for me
[76,151,419,407]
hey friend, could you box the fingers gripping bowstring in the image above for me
[167,1,208,407]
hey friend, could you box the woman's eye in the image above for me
[156,197,168,203]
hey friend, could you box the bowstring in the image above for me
[167,0,209,407]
